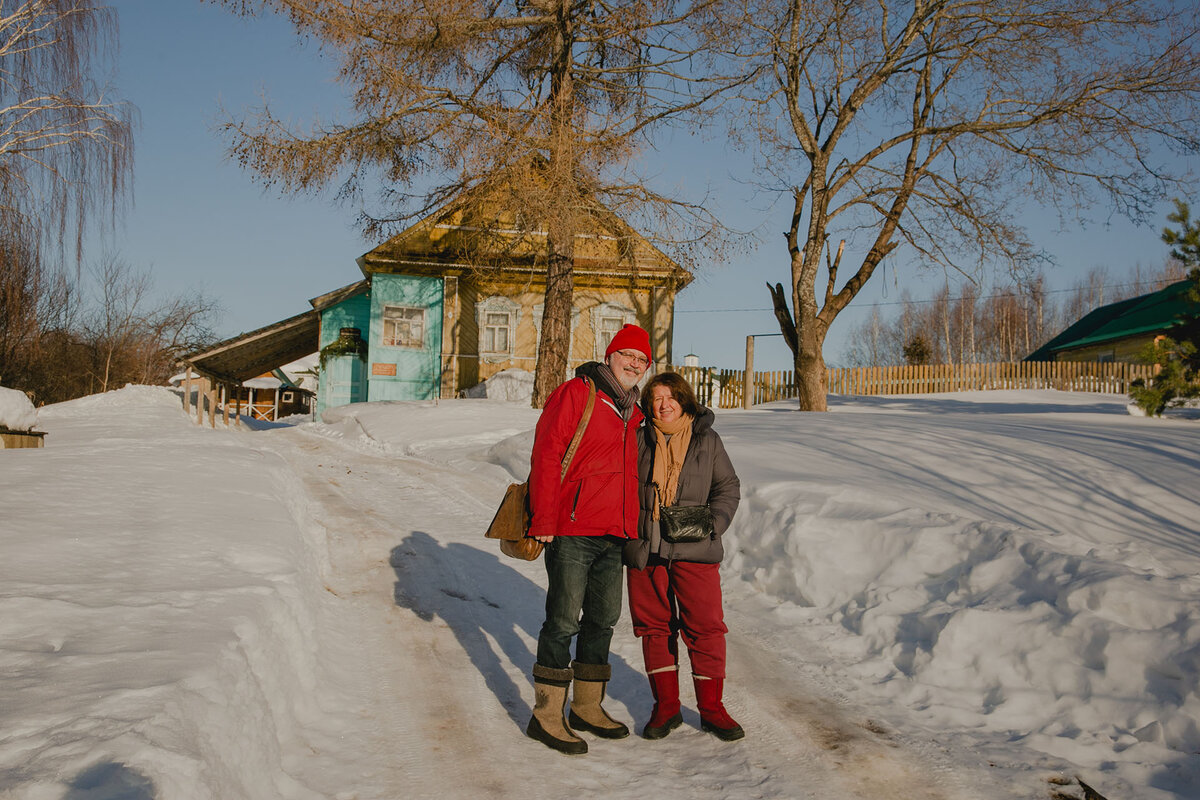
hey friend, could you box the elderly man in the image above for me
[525,324,652,755]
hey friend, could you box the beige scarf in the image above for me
[651,413,693,519]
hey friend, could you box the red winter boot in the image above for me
[642,668,683,740]
[694,677,744,741]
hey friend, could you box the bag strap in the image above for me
[560,377,597,482]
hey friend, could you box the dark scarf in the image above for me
[575,361,639,419]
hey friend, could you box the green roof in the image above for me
[1026,278,1196,360]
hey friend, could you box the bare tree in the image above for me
[0,233,41,384]
[79,258,219,394]
[840,305,895,367]
[2,254,218,404]
[0,0,134,262]
[839,258,1191,367]
[213,0,736,406]
[735,0,1200,409]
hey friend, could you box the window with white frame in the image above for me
[382,305,426,348]
[483,312,510,353]
[590,302,636,360]
[475,296,520,361]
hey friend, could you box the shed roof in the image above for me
[1026,279,1195,360]
[181,309,319,384]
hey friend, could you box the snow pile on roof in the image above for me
[280,353,317,374]
[0,385,37,431]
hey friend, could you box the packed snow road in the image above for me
[264,408,987,800]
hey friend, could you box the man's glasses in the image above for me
[615,349,650,367]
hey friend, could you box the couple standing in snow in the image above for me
[524,324,743,755]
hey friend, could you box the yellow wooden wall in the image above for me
[440,278,675,396]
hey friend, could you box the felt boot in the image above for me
[526,665,588,755]
[642,668,683,740]
[694,676,744,741]
[568,661,629,739]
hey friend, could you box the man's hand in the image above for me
[532,535,554,544]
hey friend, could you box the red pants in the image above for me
[626,558,727,678]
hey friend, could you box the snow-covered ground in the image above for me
[2,385,1198,800]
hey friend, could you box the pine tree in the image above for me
[1161,200,1200,371]
[1129,200,1200,415]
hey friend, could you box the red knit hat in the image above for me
[604,323,652,361]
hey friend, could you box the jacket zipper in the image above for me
[570,482,582,521]
[622,411,631,538]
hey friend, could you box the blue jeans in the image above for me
[535,536,625,670]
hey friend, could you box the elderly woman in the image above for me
[624,372,743,741]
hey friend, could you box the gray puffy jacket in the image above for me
[623,406,740,569]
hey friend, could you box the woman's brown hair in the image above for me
[641,371,701,419]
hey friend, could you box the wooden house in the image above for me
[1026,278,1197,363]
[181,186,693,420]
[311,188,693,413]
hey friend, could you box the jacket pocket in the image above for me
[568,471,621,528]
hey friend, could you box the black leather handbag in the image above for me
[659,504,714,543]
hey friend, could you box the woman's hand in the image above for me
[533,534,555,544]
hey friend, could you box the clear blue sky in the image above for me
[102,1,1198,372]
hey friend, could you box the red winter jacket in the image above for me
[528,375,643,539]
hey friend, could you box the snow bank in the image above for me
[0,385,37,431]
[3,386,341,799]
[319,398,539,468]
[716,392,1200,797]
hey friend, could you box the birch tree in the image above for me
[735,0,1200,410]
[0,0,134,261]
[0,0,133,394]
[214,0,732,406]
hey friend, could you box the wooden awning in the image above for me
[181,309,319,384]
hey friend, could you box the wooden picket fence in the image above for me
[667,361,1155,410]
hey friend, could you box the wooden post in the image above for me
[222,385,230,426]
[196,377,205,425]
[183,367,192,413]
[234,386,242,428]
[207,383,217,428]
[743,335,754,410]
[272,388,280,421]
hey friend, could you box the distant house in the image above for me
[181,184,693,418]
[232,373,315,421]
[171,356,315,422]
[1026,278,1197,363]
